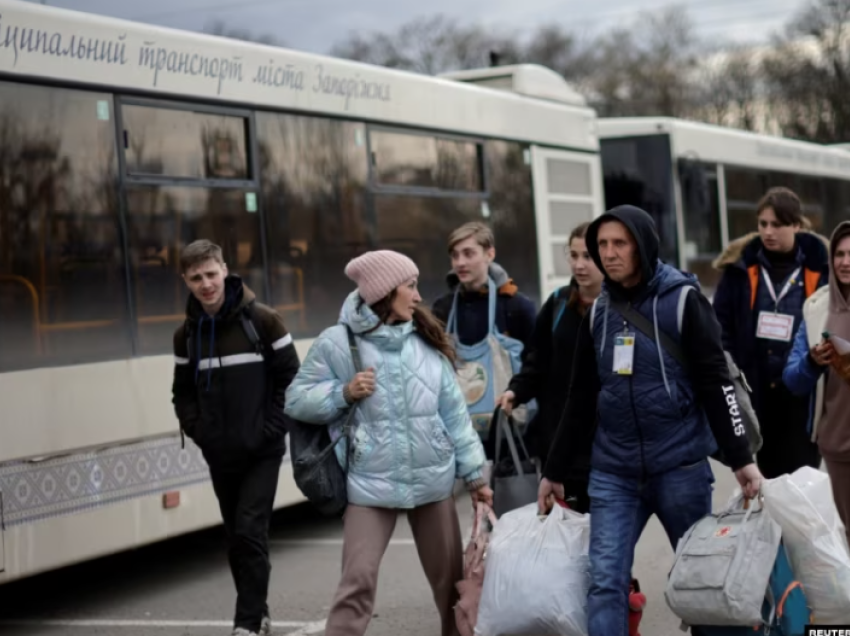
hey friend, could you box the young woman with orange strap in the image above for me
[712,187,830,479]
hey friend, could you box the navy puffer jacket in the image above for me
[586,206,717,477]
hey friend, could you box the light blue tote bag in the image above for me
[446,278,537,441]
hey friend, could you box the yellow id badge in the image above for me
[613,333,635,375]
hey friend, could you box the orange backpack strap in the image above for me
[748,265,760,310]
[804,269,821,298]
[777,580,804,618]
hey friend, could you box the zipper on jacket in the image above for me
[629,375,647,481]
[624,308,647,480]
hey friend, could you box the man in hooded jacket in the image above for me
[538,206,763,636]
[172,240,300,636]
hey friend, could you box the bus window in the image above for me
[370,129,484,192]
[825,178,850,232]
[256,113,370,338]
[678,160,722,292]
[124,185,265,356]
[600,135,679,267]
[374,195,482,303]
[725,168,767,242]
[0,83,131,373]
[485,140,539,305]
[122,105,250,181]
[798,176,825,230]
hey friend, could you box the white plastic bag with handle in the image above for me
[475,502,590,636]
[761,466,850,624]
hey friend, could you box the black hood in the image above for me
[586,205,660,297]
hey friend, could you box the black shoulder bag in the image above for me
[287,326,364,517]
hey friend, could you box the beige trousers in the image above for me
[324,497,463,636]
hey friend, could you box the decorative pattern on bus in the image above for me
[0,435,212,527]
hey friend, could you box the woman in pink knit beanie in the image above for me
[285,249,492,636]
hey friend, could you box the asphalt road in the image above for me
[0,460,741,636]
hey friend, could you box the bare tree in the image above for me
[628,7,702,116]
[521,24,594,81]
[323,4,850,142]
[573,7,701,118]
[696,47,761,130]
[330,15,520,75]
[762,0,850,142]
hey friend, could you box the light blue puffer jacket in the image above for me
[284,291,487,509]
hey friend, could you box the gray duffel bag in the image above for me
[665,496,782,628]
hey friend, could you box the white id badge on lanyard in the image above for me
[613,332,636,375]
[756,312,794,341]
[756,266,800,343]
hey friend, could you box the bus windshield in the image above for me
[600,134,679,268]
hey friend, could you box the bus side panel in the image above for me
[0,459,303,585]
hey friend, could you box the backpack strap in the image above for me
[552,286,568,335]
[240,302,273,362]
[180,317,192,450]
[608,296,688,369]
[677,286,696,336]
[184,318,194,368]
[589,296,600,335]
[776,581,803,620]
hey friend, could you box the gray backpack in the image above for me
[598,285,763,465]
[665,497,782,627]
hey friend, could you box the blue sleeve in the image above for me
[283,331,351,424]
[438,359,486,482]
[783,319,824,396]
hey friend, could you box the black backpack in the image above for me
[286,326,363,517]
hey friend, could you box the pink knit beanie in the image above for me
[345,250,420,305]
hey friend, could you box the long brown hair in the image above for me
[366,292,458,364]
[569,221,591,244]
[566,221,595,316]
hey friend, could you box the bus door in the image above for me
[530,147,604,300]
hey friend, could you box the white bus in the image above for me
[0,0,604,583]
[597,117,850,294]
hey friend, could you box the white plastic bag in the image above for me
[475,502,590,636]
[761,466,850,624]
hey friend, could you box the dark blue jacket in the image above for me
[712,232,829,413]
[590,263,717,477]
[543,205,752,485]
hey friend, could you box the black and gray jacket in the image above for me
[171,275,300,470]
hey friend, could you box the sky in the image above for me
[29,0,806,55]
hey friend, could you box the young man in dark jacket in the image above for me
[538,206,762,636]
[432,222,537,348]
[172,240,300,636]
